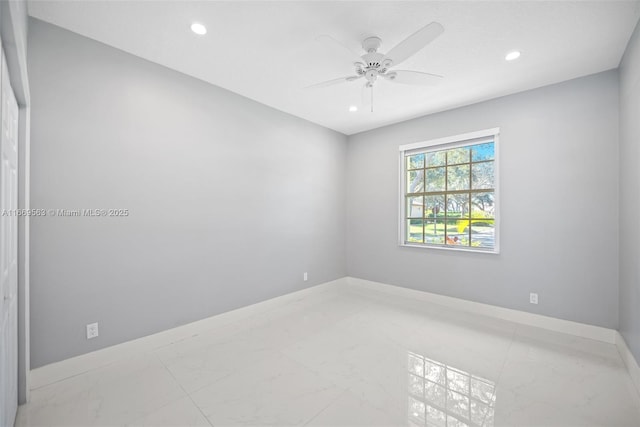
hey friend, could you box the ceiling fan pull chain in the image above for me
[371,85,374,113]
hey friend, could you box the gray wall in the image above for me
[346,71,620,329]
[28,19,347,368]
[619,19,640,362]
[27,15,631,368]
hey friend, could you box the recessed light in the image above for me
[505,51,521,61]
[190,22,207,35]
[349,105,358,112]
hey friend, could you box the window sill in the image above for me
[400,242,500,254]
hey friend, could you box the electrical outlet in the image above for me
[86,322,99,339]
[529,293,539,305]
[303,272,308,281]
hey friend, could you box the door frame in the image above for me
[1,0,31,405]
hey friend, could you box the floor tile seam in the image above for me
[152,333,249,368]
[28,356,169,410]
[274,306,376,357]
[32,346,189,393]
[41,362,191,427]
[300,389,349,427]
[149,292,329,354]
[279,334,410,419]
[267,348,355,426]
[480,325,518,426]
[118,352,203,424]
[155,326,332,398]
[154,352,215,427]
[170,345,318,398]
[29,359,128,393]
[153,346,239,397]
[272,347,337,380]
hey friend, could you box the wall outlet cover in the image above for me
[86,322,99,339]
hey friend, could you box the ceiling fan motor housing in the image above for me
[362,52,387,69]
[358,37,392,84]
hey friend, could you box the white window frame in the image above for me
[398,128,500,254]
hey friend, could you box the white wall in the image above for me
[347,71,620,329]
[28,19,347,368]
[619,19,640,362]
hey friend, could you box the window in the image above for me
[399,128,499,253]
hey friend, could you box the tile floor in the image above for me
[16,285,640,426]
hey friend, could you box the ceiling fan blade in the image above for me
[385,22,444,67]
[316,34,362,63]
[386,70,443,85]
[305,75,361,89]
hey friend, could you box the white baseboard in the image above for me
[30,276,624,392]
[349,276,640,395]
[615,332,640,397]
[345,277,617,344]
[30,278,347,390]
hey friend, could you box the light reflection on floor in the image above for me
[407,351,496,426]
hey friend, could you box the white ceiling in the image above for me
[28,1,640,135]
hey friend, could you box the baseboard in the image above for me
[30,275,622,391]
[345,277,617,344]
[615,332,640,397]
[30,277,347,390]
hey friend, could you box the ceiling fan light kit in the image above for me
[308,22,445,112]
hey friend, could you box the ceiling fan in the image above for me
[307,22,445,111]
